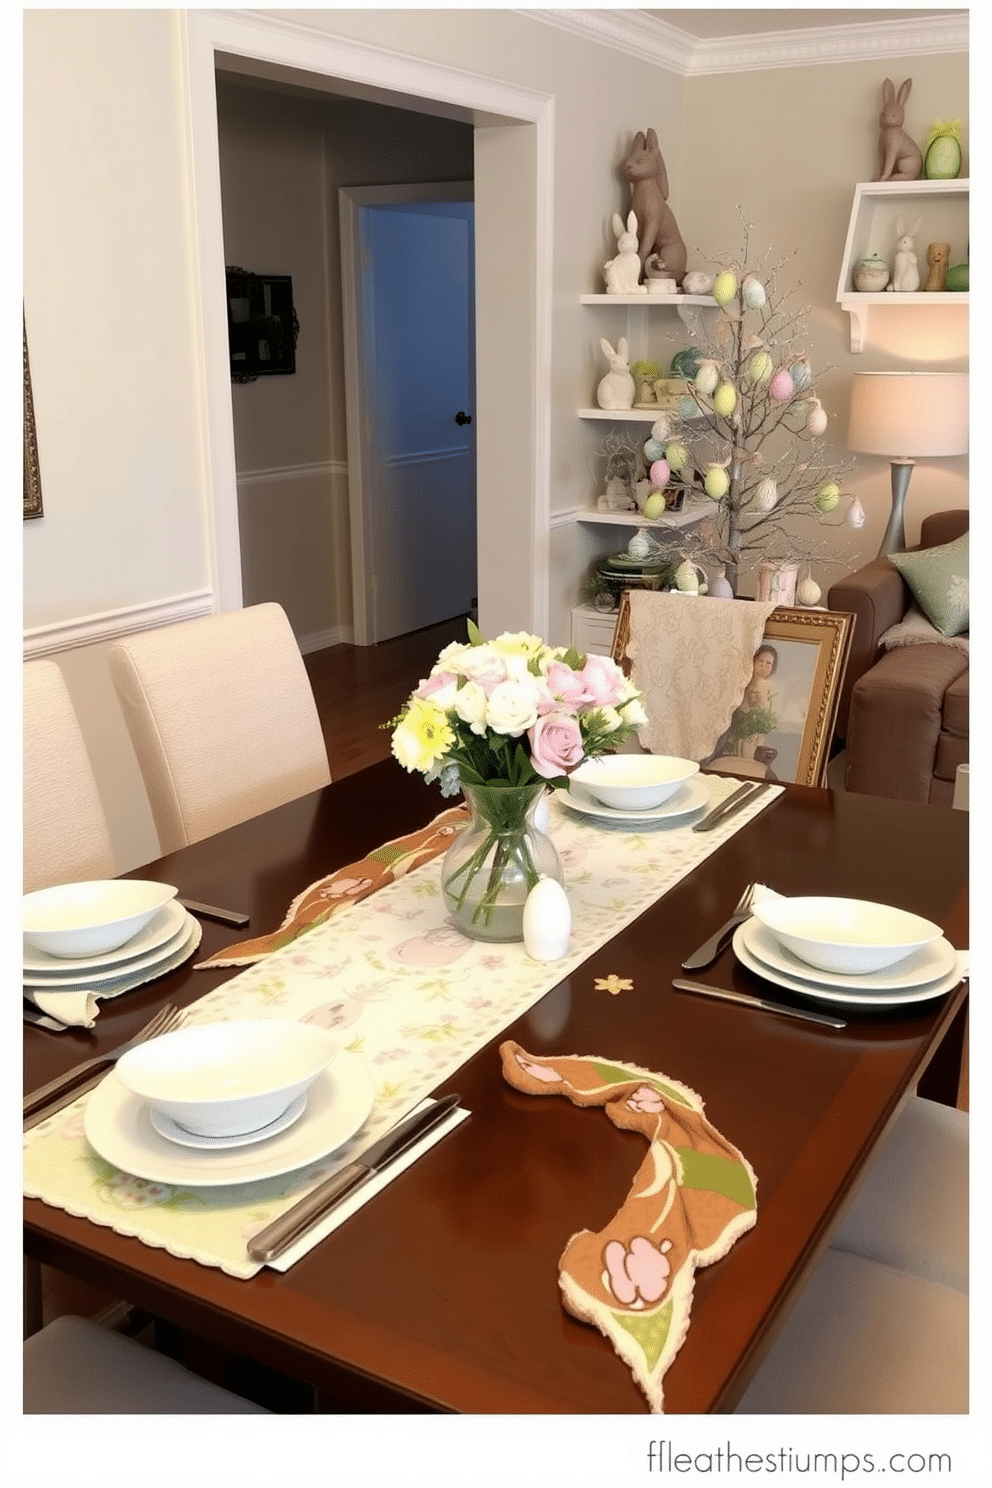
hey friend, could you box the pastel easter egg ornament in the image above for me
[742,275,766,310]
[704,464,730,500]
[642,490,667,520]
[713,381,738,418]
[709,567,734,599]
[769,368,795,402]
[523,877,571,962]
[694,359,720,396]
[815,481,840,514]
[796,574,822,608]
[664,441,689,473]
[754,477,778,512]
[650,414,672,443]
[712,270,738,306]
[846,496,867,529]
[749,350,773,387]
[805,398,828,436]
[923,119,963,180]
[643,437,667,463]
[649,458,671,487]
[792,360,813,391]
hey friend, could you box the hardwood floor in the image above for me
[304,614,470,778]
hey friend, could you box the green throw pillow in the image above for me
[890,532,969,637]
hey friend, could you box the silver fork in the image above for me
[681,883,758,972]
[23,1004,186,1128]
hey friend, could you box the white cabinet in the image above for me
[836,179,968,351]
[571,604,619,657]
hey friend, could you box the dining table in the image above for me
[23,758,969,1415]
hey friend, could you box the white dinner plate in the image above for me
[732,925,962,1007]
[23,911,194,988]
[740,916,959,992]
[26,917,202,1007]
[23,900,188,977]
[560,773,711,825]
[148,1090,309,1150]
[83,1051,375,1186]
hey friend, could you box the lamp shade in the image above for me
[848,372,969,459]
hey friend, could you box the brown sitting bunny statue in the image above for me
[876,78,923,181]
[622,128,688,287]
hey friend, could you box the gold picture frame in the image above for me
[24,317,43,519]
[611,593,854,788]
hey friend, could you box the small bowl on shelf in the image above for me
[116,1020,341,1138]
[22,880,178,959]
[751,895,942,976]
[570,754,699,812]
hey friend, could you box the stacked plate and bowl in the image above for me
[734,895,960,1008]
[23,880,201,1008]
[564,753,708,827]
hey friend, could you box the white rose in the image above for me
[597,706,624,733]
[485,678,542,736]
[454,680,489,734]
[457,644,506,688]
[621,696,649,727]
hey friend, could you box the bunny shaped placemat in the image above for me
[500,1041,757,1413]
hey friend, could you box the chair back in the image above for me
[23,660,116,893]
[109,604,330,855]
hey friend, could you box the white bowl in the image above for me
[115,1020,340,1137]
[23,880,178,959]
[570,754,699,812]
[751,896,943,976]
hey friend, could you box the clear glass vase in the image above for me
[441,782,563,943]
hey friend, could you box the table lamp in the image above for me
[847,371,969,556]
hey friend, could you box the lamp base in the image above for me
[878,460,914,558]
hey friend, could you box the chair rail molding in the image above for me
[23,591,215,660]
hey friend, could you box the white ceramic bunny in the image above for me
[596,337,636,410]
[603,211,645,295]
[889,215,922,292]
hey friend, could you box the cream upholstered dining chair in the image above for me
[108,603,331,855]
[735,1097,968,1412]
[23,659,116,893]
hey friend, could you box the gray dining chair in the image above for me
[108,603,331,855]
[23,659,116,894]
[23,1317,270,1413]
[735,1096,968,1412]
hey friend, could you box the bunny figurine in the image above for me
[876,78,923,182]
[924,240,951,292]
[603,211,645,294]
[889,216,922,292]
[622,128,688,286]
[596,337,636,410]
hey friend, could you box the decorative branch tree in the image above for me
[637,214,862,594]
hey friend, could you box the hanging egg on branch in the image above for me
[649,458,671,487]
[712,270,738,306]
[754,477,778,512]
[769,368,795,402]
[650,414,672,442]
[749,350,774,387]
[742,275,766,309]
[694,359,720,396]
[643,491,667,520]
[796,574,822,607]
[792,360,813,390]
[806,397,828,436]
[713,381,738,418]
[704,463,730,500]
[815,481,841,513]
[665,441,689,472]
[643,437,667,462]
[846,497,867,529]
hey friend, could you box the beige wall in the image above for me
[22,9,968,873]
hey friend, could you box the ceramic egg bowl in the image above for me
[571,754,699,812]
[22,879,178,959]
[116,1020,341,1138]
[751,896,942,976]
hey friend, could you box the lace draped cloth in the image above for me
[624,592,778,761]
[500,1042,757,1414]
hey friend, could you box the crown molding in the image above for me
[520,10,968,76]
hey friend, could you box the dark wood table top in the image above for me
[24,761,968,1413]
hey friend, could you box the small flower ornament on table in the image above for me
[390,622,647,941]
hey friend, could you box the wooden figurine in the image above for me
[924,241,951,292]
[876,78,923,181]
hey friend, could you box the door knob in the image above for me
[455,411,472,426]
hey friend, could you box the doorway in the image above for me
[340,183,476,644]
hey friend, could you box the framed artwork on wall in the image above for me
[225,267,299,382]
[24,316,43,520]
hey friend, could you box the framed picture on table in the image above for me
[611,595,854,788]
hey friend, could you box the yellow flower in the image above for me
[391,699,454,773]
[595,974,633,996]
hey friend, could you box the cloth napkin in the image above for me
[24,918,203,1028]
[500,1041,757,1414]
[624,591,778,761]
[196,803,469,969]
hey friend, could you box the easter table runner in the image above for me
[24,776,778,1281]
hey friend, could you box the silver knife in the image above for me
[178,898,250,928]
[672,979,846,1029]
[247,1094,462,1263]
[691,781,761,833]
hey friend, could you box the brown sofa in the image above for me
[828,510,968,807]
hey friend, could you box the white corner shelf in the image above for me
[836,178,968,351]
[574,506,706,532]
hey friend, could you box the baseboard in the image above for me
[298,625,353,654]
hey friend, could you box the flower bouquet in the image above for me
[390,623,647,940]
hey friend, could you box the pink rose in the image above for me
[415,671,458,708]
[529,712,584,779]
[542,660,590,709]
[580,654,627,707]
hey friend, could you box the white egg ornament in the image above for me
[846,497,867,529]
[806,398,828,436]
[694,360,720,396]
[742,275,766,309]
[797,575,822,607]
[754,477,778,512]
[523,877,571,962]
[650,415,672,442]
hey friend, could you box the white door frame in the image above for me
[181,9,554,637]
[340,181,475,646]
